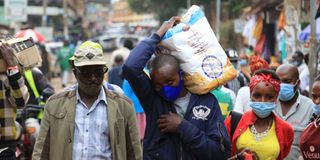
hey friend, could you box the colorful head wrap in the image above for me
[249,73,280,93]
[249,55,269,74]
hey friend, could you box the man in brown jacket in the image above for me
[32,41,142,160]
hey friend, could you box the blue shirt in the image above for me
[122,79,144,113]
[72,87,112,160]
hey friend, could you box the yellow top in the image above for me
[236,121,280,160]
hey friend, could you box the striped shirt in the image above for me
[72,86,112,160]
[0,72,29,141]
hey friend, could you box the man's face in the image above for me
[292,53,303,67]
[74,65,107,96]
[150,64,180,93]
[276,68,299,91]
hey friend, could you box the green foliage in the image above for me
[128,0,193,22]
[128,0,249,23]
[227,0,249,19]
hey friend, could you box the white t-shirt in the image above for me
[298,63,310,92]
[233,86,251,114]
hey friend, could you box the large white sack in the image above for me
[161,5,237,94]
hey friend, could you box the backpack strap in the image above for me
[237,74,245,87]
[230,111,243,139]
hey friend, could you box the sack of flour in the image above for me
[160,5,237,95]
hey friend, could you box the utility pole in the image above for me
[309,0,318,92]
[187,0,191,8]
[216,0,221,40]
[63,0,69,40]
[42,0,48,26]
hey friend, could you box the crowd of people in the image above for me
[0,16,320,160]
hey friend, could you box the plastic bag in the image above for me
[161,5,237,95]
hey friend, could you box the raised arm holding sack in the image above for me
[123,15,231,160]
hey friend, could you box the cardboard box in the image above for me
[0,37,42,72]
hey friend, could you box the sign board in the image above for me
[4,0,27,22]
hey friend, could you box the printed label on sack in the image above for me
[201,55,223,79]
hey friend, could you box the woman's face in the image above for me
[251,82,278,103]
[311,81,320,105]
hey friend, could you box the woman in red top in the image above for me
[225,69,294,160]
[299,75,320,160]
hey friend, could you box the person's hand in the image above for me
[0,43,17,67]
[155,45,171,56]
[156,16,181,38]
[233,148,259,160]
[157,112,183,133]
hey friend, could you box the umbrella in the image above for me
[299,17,320,42]
[15,29,45,44]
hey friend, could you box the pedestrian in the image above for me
[0,43,30,159]
[238,53,250,82]
[225,49,249,95]
[110,39,133,67]
[233,55,269,113]
[24,67,55,106]
[56,40,74,88]
[38,44,51,81]
[122,17,231,160]
[123,79,146,141]
[210,86,234,118]
[32,41,142,160]
[291,50,310,96]
[225,69,294,160]
[299,75,320,160]
[108,54,124,88]
[275,64,314,159]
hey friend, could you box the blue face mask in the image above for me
[312,105,320,116]
[279,82,298,101]
[249,101,276,118]
[239,59,248,66]
[159,72,183,102]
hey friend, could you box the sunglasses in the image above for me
[74,67,108,77]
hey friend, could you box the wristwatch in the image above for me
[6,66,19,76]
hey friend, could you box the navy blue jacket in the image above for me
[122,34,231,160]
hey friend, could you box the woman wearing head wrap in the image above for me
[234,56,269,113]
[249,55,269,75]
[299,75,320,160]
[225,69,294,160]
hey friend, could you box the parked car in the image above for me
[91,34,145,52]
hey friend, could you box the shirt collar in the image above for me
[291,93,301,109]
[277,93,301,107]
[276,93,301,118]
[76,86,107,105]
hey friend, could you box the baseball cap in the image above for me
[71,41,106,67]
[225,48,239,61]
